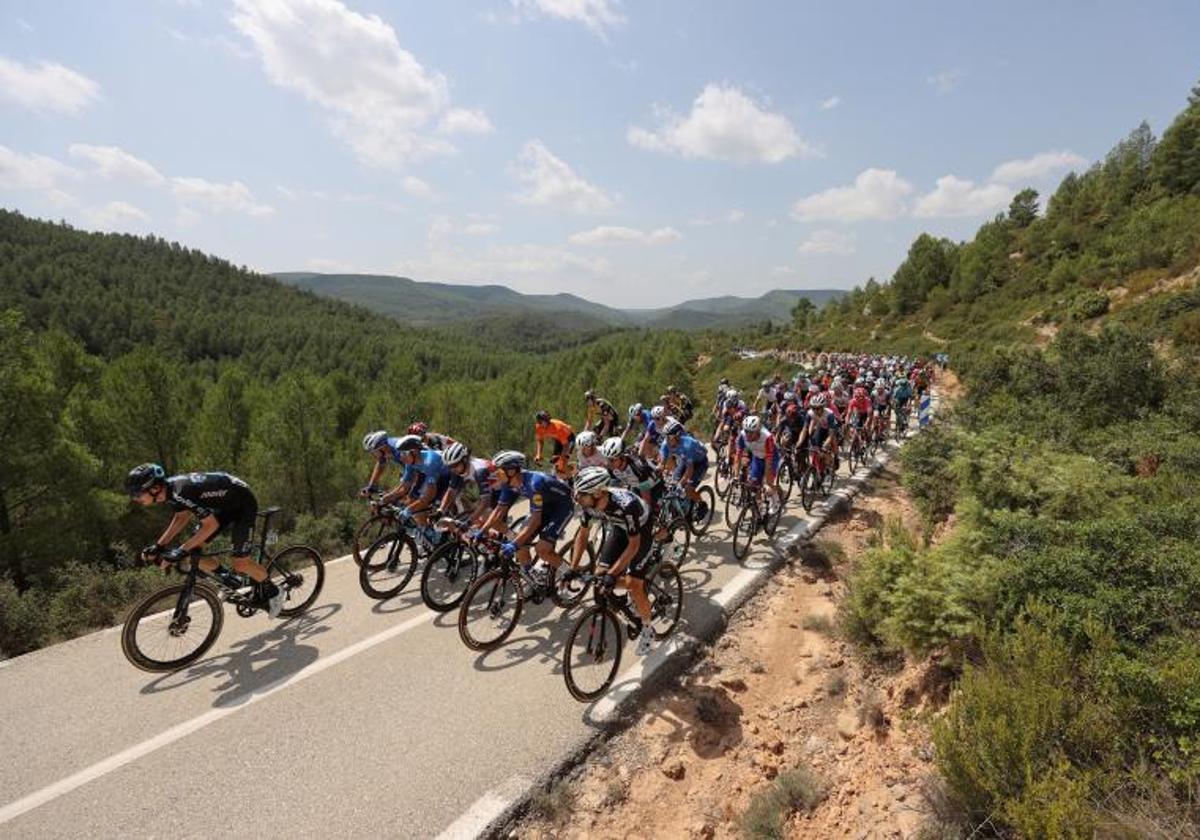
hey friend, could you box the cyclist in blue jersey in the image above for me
[892,375,914,421]
[640,404,673,464]
[659,418,709,516]
[378,435,449,534]
[360,429,405,497]
[477,450,575,587]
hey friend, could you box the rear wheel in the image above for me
[563,606,623,702]
[646,561,684,638]
[777,460,794,505]
[732,502,758,560]
[688,485,716,537]
[800,465,818,512]
[267,545,325,617]
[121,583,223,672]
[359,532,418,600]
[353,513,394,569]
[723,482,744,528]
[458,569,524,651]
[714,455,732,500]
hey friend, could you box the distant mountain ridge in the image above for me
[273,272,843,330]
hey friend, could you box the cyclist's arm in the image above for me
[366,459,386,490]
[154,511,193,549]
[515,510,542,546]
[179,514,220,553]
[570,523,590,566]
[379,478,412,506]
[437,484,460,516]
[409,481,439,513]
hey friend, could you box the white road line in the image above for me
[433,775,533,840]
[0,605,434,827]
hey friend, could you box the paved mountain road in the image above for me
[0,497,775,839]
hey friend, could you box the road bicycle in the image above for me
[730,478,785,560]
[659,479,715,539]
[561,560,684,702]
[358,506,456,600]
[121,507,325,672]
[798,443,838,512]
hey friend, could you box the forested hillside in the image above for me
[0,212,698,655]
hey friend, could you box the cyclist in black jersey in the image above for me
[126,464,283,618]
[569,467,657,656]
[598,436,663,509]
[584,390,622,439]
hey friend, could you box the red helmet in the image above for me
[408,422,428,436]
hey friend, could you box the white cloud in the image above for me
[0,145,78,190]
[819,95,840,110]
[727,209,745,223]
[463,222,500,236]
[629,84,812,164]
[913,175,1012,218]
[402,175,433,198]
[438,107,494,135]
[791,168,912,222]
[513,139,613,213]
[510,0,625,35]
[798,228,854,255]
[770,265,797,277]
[927,68,965,95]
[231,0,488,170]
[68,144,164,185]
[171,176,274,216]
[991,150,1087,184]
[86,200,151,230]
[0,56,100,114]
[568,225,681,246]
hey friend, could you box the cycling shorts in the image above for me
[550,435,576,459]
[748,451,780,483]
[674,457,709,489]
[535,499,572,542]
[210,499,258,557]
[599,522,654,579]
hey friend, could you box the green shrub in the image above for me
[43,562,163,643]
[1067,289,1111,321]
[739,767,826,839]
[286,500,361,557]
[901,424,961,528]
[0,578,49,657]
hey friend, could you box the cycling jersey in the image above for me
[401,449,448,485]
[424,432,456,451]
[580,488,651,533]
[577,448,607,469]
[535,419,574,447]
[847,395,872,417]
[377,437,406,465]
[447,457,497,503]
[893,382,913,403]
[660,434,708,466]
[166,472,258,555]
[496,470,573,541]
[757,386,776,407]
[736,430,777,461]
[609,451,664,496]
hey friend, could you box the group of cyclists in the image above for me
[124,352,934,664]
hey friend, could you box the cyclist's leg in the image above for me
[535,501,571,568]
[621,525,655,623]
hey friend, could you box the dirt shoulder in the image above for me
[512,464,946,839]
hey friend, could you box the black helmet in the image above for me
[126,463,165,497]
[535,410,550,423]
[395,434,423,452]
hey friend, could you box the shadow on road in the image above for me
[138,602,341,705]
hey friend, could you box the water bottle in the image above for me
[214,566,243,590]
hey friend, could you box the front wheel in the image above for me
[359,532,418,600]
[714,458,732,500]
[267,545,325,617]
[800,465,818,512]
[121,582,224,672]
[646,561,684,638]
[687,485,716,537]
[458,569,524,651]
[563,606,623,702]
[777,460,794,506]
[732,502,758,560]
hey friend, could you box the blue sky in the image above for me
[2,0,1198,307]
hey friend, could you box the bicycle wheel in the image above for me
[353,513,393,569]
[121,582,224,672]
[552,536,595,609]
[563,606,623,702]
[732,502,758,560]
[800,465,818,512]
[777,459,794,505]
[714,457,732,500]
[420,539,479,612]
[763,491,784,537]
[723,483,743,528]
[359,532,418,600]
[823,459,837,495]
[688,486,716,537]
[267,545,325,617]
[646,561,684,638]
[458,569,524,651]
[660,515,691,565]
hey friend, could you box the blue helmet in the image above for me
[126,463,165,496]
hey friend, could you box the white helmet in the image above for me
[810,393,828,408]
[650,405,666,420]
[576,430,597,448]
[663,418,685,437]
[628,402,643,419]
[599,437,624,459]
[573,466,610,496]
[726,389,739,401]
[492,450,526,469]
[443,441,470,466]
[742,415,761,433]
[362,430,388,452]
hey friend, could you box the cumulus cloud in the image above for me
[86,200,151,230]
[0,145,78,190]
[172,176,274,216]
[798,229,854,255]
[510,0,625,35]
[927,68,965,95]
[438,107,494,135]
[819,95,840,110]
[791,168,912,222]
[513,139,613,213]
[231,0,488,170]
[913,175,1012,218]
[628,83,811,164]
[463,222,500,236]
[568,225,681,246]
[0,56,100,114]
[68,144,164,185]
[402,175,433,198]
[727,209,745,223]
[991,150,1087,184]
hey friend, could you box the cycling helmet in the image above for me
[783,391,796,402]
[719,377,729,386]
[584,389,595,401]
[443,441,470,467]
[492,450,526,470]
[628,402,643,419]
[599,437,624,459]
[667,385,678,394]
[726,389,739,401]
[742,415,761,433]
[663,418,684,437]
[126,463,165,496]
[395,434,423,452]
[761,379,772,388]
[407,422,428,436]
[576,430,597,448]
[535,410,550,423]
[650,405,666,421]
[362,430,389,452]
[574,466,610,496]
[810,393,828,408]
